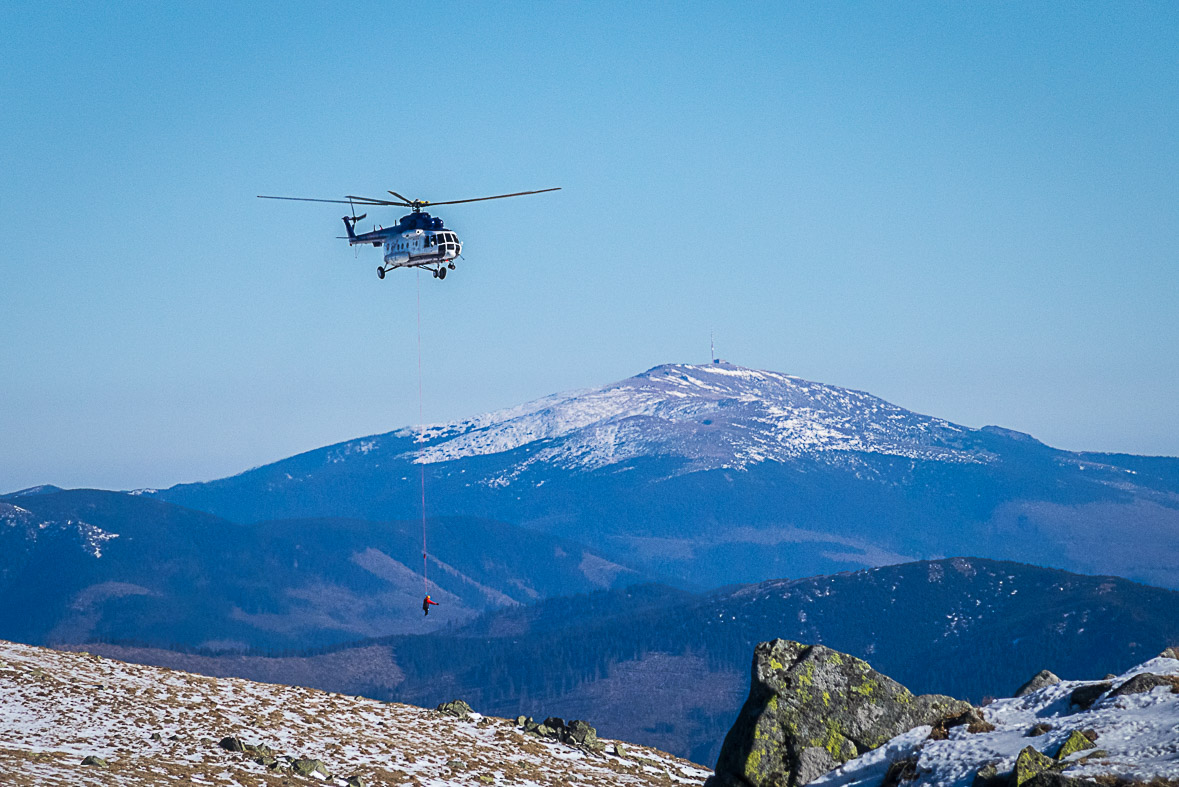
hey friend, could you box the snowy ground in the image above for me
[0,639,711,786]
[814,654,1179,787]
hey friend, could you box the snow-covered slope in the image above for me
[815,654,1179,787]
[0,638,710,786]
[397,363,988,476]
[148,361,1179,590]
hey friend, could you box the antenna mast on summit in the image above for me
[711,331,716,363]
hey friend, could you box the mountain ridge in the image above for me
[74,557,1179,765]
[145,362,1179,589]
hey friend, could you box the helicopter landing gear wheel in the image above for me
[377,266,385,280]
[432,269,438,278]
[438,266,447,280]
[448,262,455,270]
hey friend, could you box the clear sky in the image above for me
[2,2,1177,492]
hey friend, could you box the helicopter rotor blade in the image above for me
[257,195,361,205]
[387,190,415,204]
[345,194,411,206]
[421,187,562,207]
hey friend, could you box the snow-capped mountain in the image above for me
[148,362,1179,590]
[403,363,988,477]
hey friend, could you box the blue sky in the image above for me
[2,2,1177,491]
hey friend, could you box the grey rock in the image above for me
[1160,647,1179,660]
[218,736,244,752]
[712,639,971,787]
[437,699,473,719]
[795,746,838,785]
[515,715,529,727]
[1022,773,1103,787]
[1027,723,1054,737]
[1110,673,1179,698]
[567,719,602,749]
[80,755,109,767]
[345,776,366,787]
[244,742,273,758]
[971,761,1003,787]
[1068,682,1111,710]
[149,732,162,741]
[291,758,330,777]
[447,759,466,770]
[928,707,994,740]
[614,742,628,758]
[1015,670,1061,698]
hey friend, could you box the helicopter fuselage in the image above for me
[345,210,462,279]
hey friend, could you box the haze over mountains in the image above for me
[149,362,1179,589]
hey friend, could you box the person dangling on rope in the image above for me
[422,595,439,616]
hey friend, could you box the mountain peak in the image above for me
[400,362,988,475]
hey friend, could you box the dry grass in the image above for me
[0,640,711,786]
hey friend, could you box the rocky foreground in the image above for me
[710,640,1179,787]
[0,639,710,786]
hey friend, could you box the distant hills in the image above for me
[7,362,1179,764]
[0,489,643,650]
[80,558,1179,766]
[147,362,1179,589]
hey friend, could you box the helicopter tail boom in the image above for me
[341,215,361,243]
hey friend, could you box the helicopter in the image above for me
[257,187,561,280]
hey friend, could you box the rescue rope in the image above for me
[416,270,428,596]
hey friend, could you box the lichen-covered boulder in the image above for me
[711,639,971,787]
[1013,745,1058,787]
[567,719,602,749]
[1053,730,1096,760]
[291,758,329,778]
[436,699,473,719]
